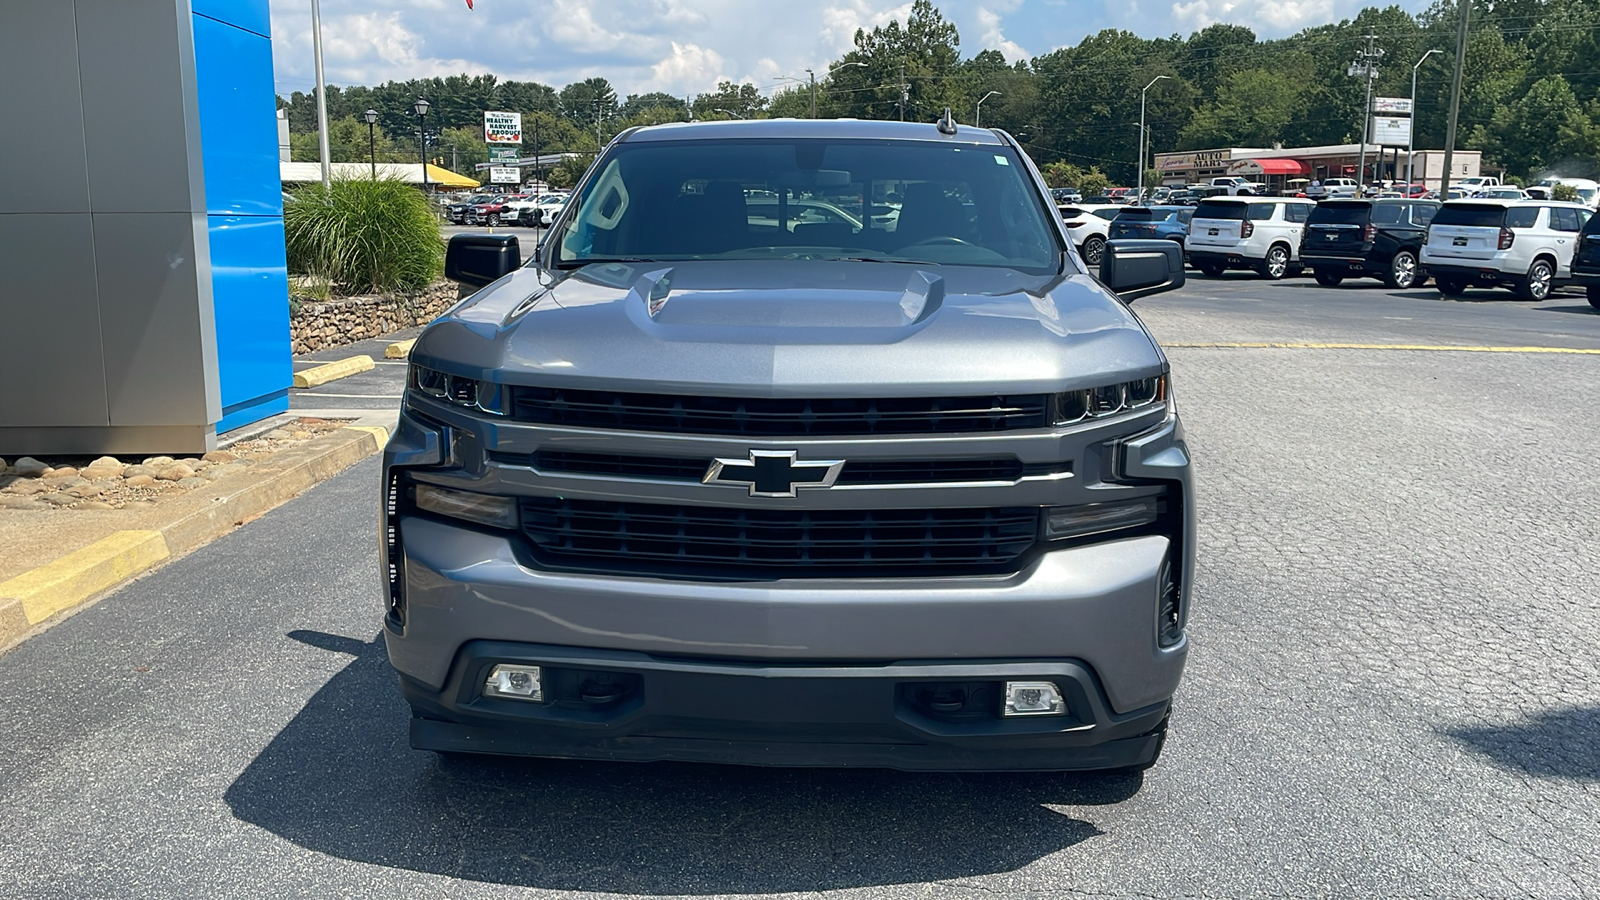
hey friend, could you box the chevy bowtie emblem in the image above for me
[703,450,845,498]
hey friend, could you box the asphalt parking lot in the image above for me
[2,273,1597,898]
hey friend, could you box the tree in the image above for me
[1040,161,1085,187]
[692,81,768,119]
[559,78,619,128]
[1179,69,1303,149]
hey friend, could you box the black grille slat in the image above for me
[495,451,1059,485]
[509,388,1049,436]
[519,498,1039,577]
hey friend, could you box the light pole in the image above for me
[310,0,331,188]
[975,90,1001,129]
[362,108,378,179]
[715,108,747,119]
[1138,75,1169,204]
[1408,49,1442,190]
[822,61,868,119]
[412,97,430,192]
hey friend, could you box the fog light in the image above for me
[415,484,518,530]
[483,664,543,701]
[1004,681,1066,717]
[1045,495,1162,541]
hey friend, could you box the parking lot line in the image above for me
[1165,342,1600,354]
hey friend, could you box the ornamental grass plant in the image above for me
[284,177,444,294]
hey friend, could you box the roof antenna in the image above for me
[936,107,957,135]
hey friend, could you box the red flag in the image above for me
[464,0,473,8]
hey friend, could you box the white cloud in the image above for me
[1171,0,1343,32]
[819,1,914,54]
[975,6,1029,62]
[650,42,727,94]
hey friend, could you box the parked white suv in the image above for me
[1057,204,1123,265]
[1305,178,1360,201]
[1421,200,1593,300]
[1188,197,1315,279]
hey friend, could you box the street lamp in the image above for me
[362,108,379,179]
[1408,49,1443,190]
[975,90,1001,129]
[311,0,331,188]
[1138,75,1170,204]
[412,97,431,192]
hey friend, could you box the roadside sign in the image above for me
[484,111,522,144]
[489,166,520,184]
[1372,116,1412,145]
[1373,97,1414,114]
[488,146,520,162]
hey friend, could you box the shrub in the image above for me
[284,177,444,294]
[1552,183,1580,202]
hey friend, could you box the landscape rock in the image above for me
[124,475,156,488]
[42,476,87,491]
[0,495,48,511]
[156,465,195,482]
[0,457,7,472]
[67,482,107,498]
[13,457,49,478]
[5,480,46,496]
[178,458,202,468]
[89,456,121,468]
[122,465,156,479]
[142,456,175,467]
[202,450,236,464]
[40,492,77,507]
[46,466,79,478]
[175,477,207,489]
[264,429,292,440]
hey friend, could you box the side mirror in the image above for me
[445,233,520,288]
[1099,239,1185,302]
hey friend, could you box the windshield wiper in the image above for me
[830,256,922,264]
[553,257,658,269]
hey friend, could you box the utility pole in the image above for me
[898,60,908,121]
[310,0,331,188]
[1348,34,1383,191]
[1441,0,1470,196]
[807,69,817,119]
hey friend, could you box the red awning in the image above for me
[1236,158,1310,176]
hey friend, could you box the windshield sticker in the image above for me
[994,155,1010,166]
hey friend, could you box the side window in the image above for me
[1579,209,1595,230]
[1247,203,1278,221]
[1284,203,1310,223]
[1504,207,1539,230]
[1411,204,1437,227]
[1551,207,1581,233]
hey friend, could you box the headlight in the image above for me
[409,365,505,415]
[1053,374,1166,425]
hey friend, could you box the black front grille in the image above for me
[508,387,1050,436]
[497,450,1058,485]
[519,497,1040,577]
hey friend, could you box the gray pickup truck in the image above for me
[381,118,1193,772]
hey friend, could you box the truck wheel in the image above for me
[1258,244,1290,280]
[1081,235,1105,266]
[1196,260,1226,278]
[1385,250,1419,289]
[1314,270,1343,287]
[487,212,501,227]
[1516,259,1554,300]
[1588,284,1600,310]
[1437,276,1468,297]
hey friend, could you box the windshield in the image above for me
[554,137,1062,271]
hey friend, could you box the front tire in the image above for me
[1258,244,1290,280]
[1314,270,1344,287]
[1385,250,1419,289]
[487,212,501,227]
[1437,275,1468,297]
[1517,259,1554,300]
[1081,235,1105,267]
[1588,284,1600,310]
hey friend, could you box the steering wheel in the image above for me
[904,236,974,247]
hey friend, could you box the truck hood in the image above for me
[411,259,1164,395]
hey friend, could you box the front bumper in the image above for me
[402,642,1170,771]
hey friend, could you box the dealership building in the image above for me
[1155,144,1484,193]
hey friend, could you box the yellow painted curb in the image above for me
[385,338,416,359]
[293,355,375,389]
[1165,342,1600,355]
[344,425,390,444]
[0,531,170,625]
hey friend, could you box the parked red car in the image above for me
[466,194,528,226]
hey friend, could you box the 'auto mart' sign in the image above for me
[1157,149,1232,171]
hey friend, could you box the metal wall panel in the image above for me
[0,215,109,426]
[0,3,90,214]
[75,0,206,215]
[193,13,283,217]
[192,0,271,38]
[207,215,291,432]
[93,211,221,427]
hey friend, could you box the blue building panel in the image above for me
[208,215,290,433]
[192,0,271,39]
[193,13,282,217]
[193,4,290,436]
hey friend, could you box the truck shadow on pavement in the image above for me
[225,631,1135,893]
[1445,707,1600,782]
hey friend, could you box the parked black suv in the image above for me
[1572,209,1600,310]
[1300,198,1440,289]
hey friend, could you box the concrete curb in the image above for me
[293,355,375,388]
[384,338,416,359]
[0,424,388,651]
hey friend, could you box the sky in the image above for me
[267,0,1437,100]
